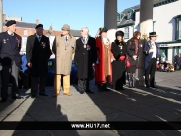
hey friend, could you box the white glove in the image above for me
[149,49,154,53]
[96,59,99,64]
[133,55,137,60]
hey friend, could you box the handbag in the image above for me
[125,54,131,68]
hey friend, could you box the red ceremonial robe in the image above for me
[95,37,112,85]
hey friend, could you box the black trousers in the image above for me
[31,76,46,95]
[145,58,156,86]
[78,78,89,93]
[1,61,19,99]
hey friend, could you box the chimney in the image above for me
[2,13,6,23]
[36,19,39,25]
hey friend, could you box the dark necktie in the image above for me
[65,36,68,46]
[39,36,41,42]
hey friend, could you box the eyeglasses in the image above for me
[80,30,83,32]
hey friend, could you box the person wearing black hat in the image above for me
[143,32,159,88]
[111,31,127,90]
[94,27,112,91]
[0,20,22,103]
[26,24,52,98]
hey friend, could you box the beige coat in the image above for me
[52,35,76,75]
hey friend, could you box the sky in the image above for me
[3,0,140,36]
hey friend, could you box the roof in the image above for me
[70,29,81,37]
[3,21,37,28]
[44,29,81,37]
[15,21,37,28]
[117,0,178,28]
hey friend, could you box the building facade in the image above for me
[3,14,81,56]
[117,0,181,63]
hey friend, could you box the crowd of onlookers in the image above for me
[156,53,181,72]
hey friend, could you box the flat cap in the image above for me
[5,20,16,27]
[61,24,70,31]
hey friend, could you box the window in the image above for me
[24,29,28,36]
[117,13,120,22]
[127,12,132,20]
[153,21,156,32]
[179,20,181,39]
[174,15,181,40]
[124,27,129,39]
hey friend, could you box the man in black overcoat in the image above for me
[74,27,97,94]
[0,20,22,103]
[26,24,52,98]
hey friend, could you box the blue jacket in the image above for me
[143,40,159,70]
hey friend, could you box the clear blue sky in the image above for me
[3,0,140,36]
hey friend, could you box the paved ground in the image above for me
[0,71,181,136]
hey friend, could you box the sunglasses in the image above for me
[80,30,83,32]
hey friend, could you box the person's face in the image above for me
[36,27,43,35]
[61,29,69,36]
[8,24,16,33]
[151,36,157,41]
[137,34,141,39]
[80,28,88,37]
[117,35,123,41]
[101,32,107,38]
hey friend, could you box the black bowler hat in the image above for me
[116,31,124,38]
[99,27,108,35]
[149,32,157,37]
[5,20,16,27]
[35,24,43,29]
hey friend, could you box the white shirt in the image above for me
[83,36,88,44]
[36,34,42,41]
[7,30,14,36]
[103,37,109,45]
[151,41,156,58]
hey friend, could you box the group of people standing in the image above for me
[0,20,159,103]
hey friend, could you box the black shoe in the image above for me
[79,91,85,94]
[103,88,110,91]
[12,96,23,99]
[31,95,36,98]
[39,93,48,96]
[150,85,157,88]
[120,87,124,90]
[86,89,94,93]
[1,98,7,103]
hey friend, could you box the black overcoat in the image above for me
[0,32,22,67]
[26,34,52,77]
[74,36,97,79]
[111,41,126,85]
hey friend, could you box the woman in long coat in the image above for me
[95,27,113,91]
[111,31,126,90]
[127,31,141,88]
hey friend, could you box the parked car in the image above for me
[46,58,78,86]
[19,56,78,88]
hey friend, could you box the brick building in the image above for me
[3,14,81,55]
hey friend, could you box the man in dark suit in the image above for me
[143,32,159,88]
[0,20,22,103]
[26,24,52,98]
[74,27,97,94]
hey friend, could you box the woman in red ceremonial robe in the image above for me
[94,27,113,91]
